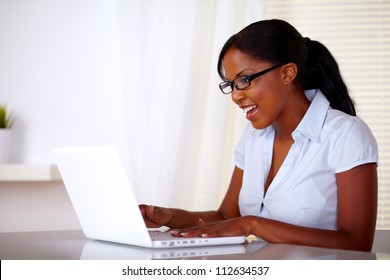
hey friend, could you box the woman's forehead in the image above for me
[223,49,267,79]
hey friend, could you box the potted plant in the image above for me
[0,104,15,163]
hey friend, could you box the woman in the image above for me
[140,19,378,251]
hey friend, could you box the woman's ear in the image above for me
[281,63,298,85]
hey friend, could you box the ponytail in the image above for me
[302,38,356,116]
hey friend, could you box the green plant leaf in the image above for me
[0,104,15,129]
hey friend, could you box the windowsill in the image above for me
[0,164,61,182]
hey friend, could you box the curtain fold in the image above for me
[119,0,265,210]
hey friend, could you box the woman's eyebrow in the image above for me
[224,68,255,81]
[235,68,255,78]
[224,69,251,81]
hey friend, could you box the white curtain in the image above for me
[0,0,264,211]
[117,0,265,210]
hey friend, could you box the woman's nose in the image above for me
[231,88,245,104]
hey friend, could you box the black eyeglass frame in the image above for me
[219,63,283,94]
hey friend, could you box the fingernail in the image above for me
[201,233,208,238]
[180,232,189,237]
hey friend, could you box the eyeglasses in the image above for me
[219,64,283,94]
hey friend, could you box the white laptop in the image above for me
[53,146,246,249]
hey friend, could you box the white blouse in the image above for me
[235,89,378,230]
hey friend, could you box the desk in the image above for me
[1,230,389,260]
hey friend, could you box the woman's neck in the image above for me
[273,89,310,139]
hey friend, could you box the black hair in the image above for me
[217,19,356,116]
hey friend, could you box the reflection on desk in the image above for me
[81,240,247,260]
[0,230,388,260]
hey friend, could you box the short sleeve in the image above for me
[330,117,378,173]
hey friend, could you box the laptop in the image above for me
[52,146,246,249]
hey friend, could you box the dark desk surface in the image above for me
[1,230,389,260]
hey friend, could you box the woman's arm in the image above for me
[139,166,244,228]
[174,163,378,251]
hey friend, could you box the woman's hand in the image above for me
[170,216,255,238]
[139,204,173,228]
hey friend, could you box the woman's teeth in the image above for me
[243,105,257,114]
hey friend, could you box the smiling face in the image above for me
[222,48,291,130]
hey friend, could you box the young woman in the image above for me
[139,19,378,251]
